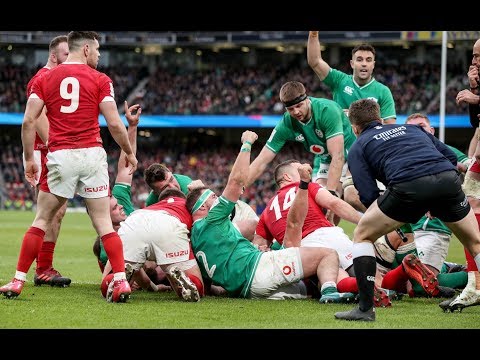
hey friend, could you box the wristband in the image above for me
[243,141,252,146]
[240,143,251,152]
[328,190,339,197]
[299,180,310,190]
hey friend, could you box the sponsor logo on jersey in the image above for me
[84,185,108,193]
[344,86,353,95]
[310,144,325,154]
[295,134,305,142]
[283,262,296,276]
[367,97,379,103]
[373,126,406,141]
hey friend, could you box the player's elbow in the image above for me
[307,57,318,68]
[331,151,345,162]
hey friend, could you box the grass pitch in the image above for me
[1,210,479,329]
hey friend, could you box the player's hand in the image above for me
[124,101,141,127]
[257,244,271,252]
[457,162,468,173]
[456,89,479,105]
[24,160,39,188]
[425,211,435,219]
[297,163,312,182]
[468,65,479,88]
[125,153,138,175]
[187,179,206,191]
[241,130,258,145]
[130,281,142,291]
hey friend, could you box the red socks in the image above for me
[188,274,205,297]
[36,241,56,273]
[464,213,480,271]
[17,227,45,273]
[101,232,125,274]
[465,247,478,271]
[337,277,358,293]
[381,264,409,293]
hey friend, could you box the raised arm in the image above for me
[115,101,141,185]
[307,31,331,81]
[246,146,276,187]
[222,130,259,202]
[99,101,137,175]
[283,163,312,248]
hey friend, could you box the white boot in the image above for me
[445,271,480,312]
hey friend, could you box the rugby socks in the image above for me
[381,264,409,293]
[320,281,338,295]
[17,226,45,274]
[352,242,376,311]
[464,214,480,272]
[337,276,358,293]
[438,272,468,289]
[101,232,126,276]
[188,274,205,297]
[36,241,56,273]
[465,248,479,271]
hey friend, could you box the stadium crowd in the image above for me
[0,130,311,212]
[0,55,469,116]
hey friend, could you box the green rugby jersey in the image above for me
[145,174,193,206]
[324,68,396,122]
[266,97,356,165]
[191,196,262,298]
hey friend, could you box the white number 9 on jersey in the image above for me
[60,77,80,113]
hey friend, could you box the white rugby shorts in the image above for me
[301,226,353,270]
[249,247,304,299]
[43,147,109,198]
[118,209,192,266]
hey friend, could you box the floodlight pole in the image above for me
[439,30,447,143]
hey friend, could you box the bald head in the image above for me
[475,39,480,50]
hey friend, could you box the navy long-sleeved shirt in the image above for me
[347,121,458,208]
